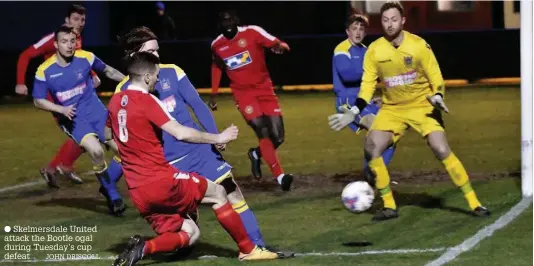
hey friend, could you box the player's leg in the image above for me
[171,144,270,249]
[358,102,396,187]
[425,130,490,217]
[235,95,265,179]
[200,178,278,260]
[54,138,84,184]
[78,134,125,216]
[264,115,293,190]
[113,179,200,266]
[219,175,266,246]
[365,108,407,221]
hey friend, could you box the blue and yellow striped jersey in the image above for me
[32,50,107,122]
[116,63,218,162]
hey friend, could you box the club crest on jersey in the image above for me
[404,56,413,67]
[238,38,247,48]
[223,51,252,70]
[244,105,254,114]
[121,95,128,107]
[160,78,171,91]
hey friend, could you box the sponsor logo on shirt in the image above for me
[50,73,63,78]
[384,71,417,88]
[223,51,252,70]
[56,82,86,102]
[162,95,176,112]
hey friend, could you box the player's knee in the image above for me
[88,146,105,162]
[248,117,269,139]
[212,183,228,205]
[269,134,284,149]
[430,142,450,160]
[364,136,381,158]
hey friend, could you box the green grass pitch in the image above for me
[0,86,531,265]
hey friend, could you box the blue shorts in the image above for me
[59,109,107,145]
[169,144,233,184]
[335,96,380,133]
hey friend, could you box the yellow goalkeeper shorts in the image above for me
[369,105,444,143]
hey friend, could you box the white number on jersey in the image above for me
[118,109,128,143]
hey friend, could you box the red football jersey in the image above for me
[107,85,177,189]
[17,31,83,85]
[211,26,280,96]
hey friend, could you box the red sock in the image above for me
[61,139,83,169]
[258,138,283,178]
[214,202,255,254]
[143,231,190,256]
[49,139,83,171]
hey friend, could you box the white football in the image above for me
[341,181,375,213]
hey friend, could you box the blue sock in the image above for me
[108,156,123,186]
[95,161,122,201]
[233,201,265,246]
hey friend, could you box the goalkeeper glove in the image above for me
[328,105,360,131]
[426,94,449,113]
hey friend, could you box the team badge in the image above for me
[120,95,128,106]
[238,38,247,48]
[245,105,254,114]
[76,69,84,80]
[404,56,413,67]
[160,78,171,91]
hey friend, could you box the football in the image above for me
[341,181,375,213]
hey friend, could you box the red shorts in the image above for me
[234,94,282,121]
[128,172,208,235]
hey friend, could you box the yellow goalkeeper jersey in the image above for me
[359,31,445,107]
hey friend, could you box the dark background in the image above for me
[0,1,522,97]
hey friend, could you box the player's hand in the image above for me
[208,95,218,111]
[215,143,227,151]
[271,42,290,54]
[62,104,77,120]
[217,124,239,144]
[15,84,28,96]
[426,94,449,113]
[92,75,101,88]
[328,106,359,131]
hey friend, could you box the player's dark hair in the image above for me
[54,25,74,41]
[67,4,86,17]
[117,26,159,58]
[345,14,369,29]
[126,52,160,78]
[380,1,404,16]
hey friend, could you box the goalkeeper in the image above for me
[328,1,490,222]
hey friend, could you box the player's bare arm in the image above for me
[209,56,224,111]
[102,65,126,82]
[33,98,76,120]
[161,121,238,145]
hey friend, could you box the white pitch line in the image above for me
[425,196,533,266]
[0,171,95,195]
[0,248,447,263]
[0,180,44,193]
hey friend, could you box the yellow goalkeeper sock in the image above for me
[369,157,396,210]
[442,153,481,210]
